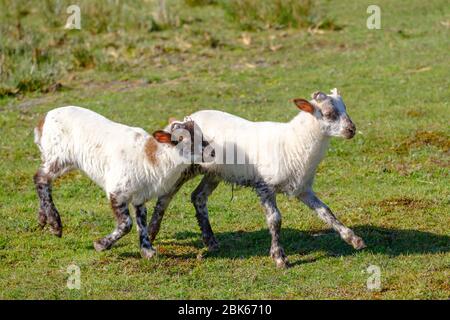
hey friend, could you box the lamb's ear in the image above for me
[152,130,174,145]
[293,98,315,114]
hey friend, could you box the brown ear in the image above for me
[152,130,174,145]
[293,99,315,114]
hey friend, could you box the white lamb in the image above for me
[149,89,366,268]
[33,106,207,258]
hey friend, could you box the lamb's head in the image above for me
[293,88,356,139]
[153,119,213,163]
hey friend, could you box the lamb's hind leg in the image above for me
[93,194,132,251]
[299,190,366,250]
[33,162,71,237]
[191,174,220,251]
[255,182,289,268]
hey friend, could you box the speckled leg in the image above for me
[33,162,72,237]
[93,195,132,251]
[191,174,220,251]
[134,204,156,259]
[255,182,288,268]
[149,167,198,242]
[299,190,366,250]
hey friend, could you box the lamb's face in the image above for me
[169,120,214,163]
[294,88,356,139]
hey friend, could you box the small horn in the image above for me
[331,88,340,96]
[312,91,327,101]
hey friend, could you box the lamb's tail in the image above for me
[34,113,47,147]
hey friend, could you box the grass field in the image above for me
[0,0,449,299]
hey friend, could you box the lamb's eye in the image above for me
[323,111,337,120]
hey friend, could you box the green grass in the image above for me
[220,0,317,31]
[0,0,449,299]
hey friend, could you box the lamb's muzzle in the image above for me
[341,116,356,139]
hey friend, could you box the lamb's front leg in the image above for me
[134,204,156,259]
[298,190,366,250]
[93,195,133,251]
[149,168,197,242]
[255,183,289,268]
[149,194,174,243]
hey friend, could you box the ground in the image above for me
[0,0,449,299]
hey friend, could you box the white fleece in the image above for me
[189,109,330,195]
[36,106,190,205]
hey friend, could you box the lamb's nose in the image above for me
[349,124,355,134]
[344,123,356,139]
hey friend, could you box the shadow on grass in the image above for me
[166,226,449,265]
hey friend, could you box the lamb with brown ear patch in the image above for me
[33,106,209,259]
